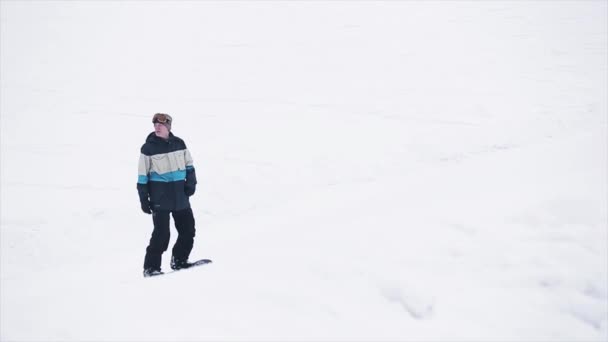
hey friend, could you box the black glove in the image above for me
[185,167,197,197]
[185,185,196,197]
[140,200,152,214]
[137,183,152,214]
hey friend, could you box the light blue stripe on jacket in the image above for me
[149,170,187,182]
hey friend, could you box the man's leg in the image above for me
[171,207,196,262]
[144,210,171,271]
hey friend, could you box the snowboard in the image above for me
[178,258,212,269]
[147,259,212,277]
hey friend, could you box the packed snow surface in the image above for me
[1,1,606,341]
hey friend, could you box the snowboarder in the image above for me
[137,113,198,277]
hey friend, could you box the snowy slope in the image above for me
[1,1,606,341]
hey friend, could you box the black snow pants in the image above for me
[143,207,196,271]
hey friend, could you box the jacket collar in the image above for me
[146,132,175,143]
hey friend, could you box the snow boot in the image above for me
[143,268,164,277]
[171,256,193,270]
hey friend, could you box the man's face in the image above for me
[154,122,169,138]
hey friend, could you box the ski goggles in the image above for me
[152,113,172,124]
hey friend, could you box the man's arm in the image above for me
[137,151,152,214]
[184,149,197,196]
